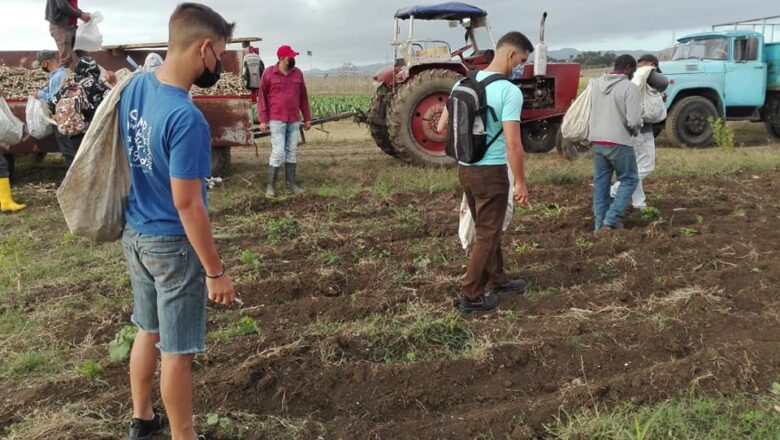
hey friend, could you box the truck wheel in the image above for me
[368,85,398,157]
[387,69,461,166]
[211,147,231,177]
[522,119,560,153]
[763,93,780,139]
[666,96,718,148]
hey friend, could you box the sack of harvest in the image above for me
[57,72,139,242]
[561,82,593,143]
[25,97,55,139]
[74,11,104,52]
[0,97,24,149]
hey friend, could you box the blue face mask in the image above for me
[509,64,525,80]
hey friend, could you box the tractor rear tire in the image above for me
[387,69,461,167]
[522,118,561,153]
[666,96,718,148]
[763,93,780,140]
[368,84,398,157]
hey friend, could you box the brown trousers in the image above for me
[49,23,77,69]
[459,164,510,300]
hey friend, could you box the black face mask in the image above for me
[287,58,296,70]
[194,44,222,88]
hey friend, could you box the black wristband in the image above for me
[206,268,225,279]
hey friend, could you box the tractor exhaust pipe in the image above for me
[534,12,548,77]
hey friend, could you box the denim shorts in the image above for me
[121,226,207,355]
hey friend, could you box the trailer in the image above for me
[0,37,260,177]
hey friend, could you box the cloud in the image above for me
[1,0,776,67]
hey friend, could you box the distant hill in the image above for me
[305,48,673,75]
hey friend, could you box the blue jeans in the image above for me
[269,121,301,167]
[592,144,639,231]
[122,226,207,354]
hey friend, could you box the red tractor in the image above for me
[367,2,581,166]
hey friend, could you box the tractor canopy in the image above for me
[394,2,487,21]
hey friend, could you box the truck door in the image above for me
[724,36,767,107]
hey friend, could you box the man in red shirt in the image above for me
[45,0,92,69]
[258,45,312,197]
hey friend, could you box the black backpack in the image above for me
[445,71,509,163]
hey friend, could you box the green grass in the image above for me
[306,302,475,364]
[0,349,67,379]
[547,391,780,440]
[266,215,301,244]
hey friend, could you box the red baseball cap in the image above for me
[277,45,299,59]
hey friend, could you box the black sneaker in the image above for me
[127,413,167,440]
[489,279,527,295]
[458,292,499,313]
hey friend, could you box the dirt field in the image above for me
[2,123,780,439]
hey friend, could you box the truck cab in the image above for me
[660,16,780,147]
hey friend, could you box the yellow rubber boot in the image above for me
[0,177,26,212]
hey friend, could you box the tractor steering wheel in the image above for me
[452,44,474,62]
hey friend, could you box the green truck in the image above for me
[660,16,780,146]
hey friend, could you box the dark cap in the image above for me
[638,53,661,73]
[36,50,57,63]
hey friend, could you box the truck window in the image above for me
[734,37,759,61]
[673,37,729,61]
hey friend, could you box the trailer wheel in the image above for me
[666,96,718,148]
[387,69,461,166]
[211,147,231,177]
[368,85,398,157]
[764,93,780,140]
[522,118,561,153]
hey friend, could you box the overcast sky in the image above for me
[1,0,776,68]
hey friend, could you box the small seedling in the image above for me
[679,227,699,237]
[752,267,761,273]
[78,360,103,379]
[240,250,257,265]
[315,250,342,267]
[695,214,704,224]
[515,243,529,255]
[640,207,661,221]
[575,238,593,250]
[211,316,260,341]
[109,325,138,363]
[206,413,232,429]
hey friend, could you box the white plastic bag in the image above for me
[0,97,24,149]
[57,72,138,242]
[561,81,593,143]
[25,97,55,139]
[458,167,515,251]
[74,11,104,52]
[632,66,667,124]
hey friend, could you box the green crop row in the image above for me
[310,94,372,118]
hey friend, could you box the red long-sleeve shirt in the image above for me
[257,64,311,124]
[68,0,79,26]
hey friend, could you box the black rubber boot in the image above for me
[285,162,304,195]
[266,166,280,197]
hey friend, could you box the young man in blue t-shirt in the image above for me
[119,4,235,440]
[438,32,534,313]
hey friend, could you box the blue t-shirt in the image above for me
[456,71,523,166]
[119,73,212,236]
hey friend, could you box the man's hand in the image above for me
[81,13,91,22]
[259,122,269,133]
[303,121,312,131]
[207,273,235,305]
[513,181,529,205]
